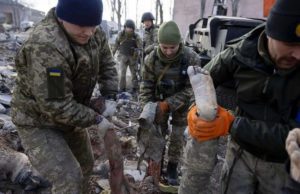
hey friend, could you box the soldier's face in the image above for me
[61,20,97,45]
[143,20,153,29]
[159,43,180,58]
[267,36,300,69]
[125,27,134,34]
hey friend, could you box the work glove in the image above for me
[188,105,235,142]
[155,101,169,124]
[96,115,115,139]
[102,99,117,118]
[15,169,51,191]
[286,128,300,182]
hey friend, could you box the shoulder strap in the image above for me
[180,50,189,77]
[155,48,172,91]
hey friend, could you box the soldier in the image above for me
[11,0,118,193]
[112,19,142,94]
[182,0,300,193]
[141,12,158,56]
[139,20,201,185]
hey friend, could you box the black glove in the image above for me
[15,170,51,191]
[90,96,106,114]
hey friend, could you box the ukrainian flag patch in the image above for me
[49,68,62,77]
[47,67,65,99]
[296,24,300,38]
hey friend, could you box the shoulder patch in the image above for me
[48,68,62,77]
[46,67,65,99]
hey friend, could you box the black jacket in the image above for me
[204,24,300,163]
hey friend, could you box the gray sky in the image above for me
[20,0,174,24]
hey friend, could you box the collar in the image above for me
[257,31,275,68]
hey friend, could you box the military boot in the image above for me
[166,161,179,185]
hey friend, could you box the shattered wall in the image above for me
[0,0,44,29]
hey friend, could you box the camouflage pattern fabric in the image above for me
[221,139,288,194]
[138,102,165,162]
[11,8,118,193]
[202,26,299,194]
[117,54,139,92]
[113,31,142,92]
[11,8,118,129]
[139,45,201,112]
[17,126,94,194]
[139,45,201,164]
[112,31,142,57]
[167,125,186,163]
[178,135,218,194]
[143,26,158,55]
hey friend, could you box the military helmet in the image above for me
[124,19,135,30]
[141,12,155,23]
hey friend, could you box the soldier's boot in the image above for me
[166,162,179,186]
[147,159,162,186]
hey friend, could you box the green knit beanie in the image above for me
[158,21,181,44]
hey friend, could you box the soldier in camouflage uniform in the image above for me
[112,19,142,93]
[139,21,201,185]
[141,12,158,56]
[11,0,118,193]
[181,0,300,193]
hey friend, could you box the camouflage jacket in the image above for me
[204,24,300,162]
[112,30,142,56]
[143,26,158,54]
[139,45,201,112]
[11,8,118,129]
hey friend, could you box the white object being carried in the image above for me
[187,66,218,121]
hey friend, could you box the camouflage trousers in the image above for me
[179,135,218,194]
[17,126,94,194]
[161,110,187,164]
[221,139,288,194]
[117,54,138,92]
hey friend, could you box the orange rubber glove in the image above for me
[159,101,169,112]
[155,101,170,123]
[188,105,235,142]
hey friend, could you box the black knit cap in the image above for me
[266,0,300,43]
[56,0,103,26]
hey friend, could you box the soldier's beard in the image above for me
[276,57,300,70]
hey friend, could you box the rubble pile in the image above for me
[0,31,226,194]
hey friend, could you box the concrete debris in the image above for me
[0,104,6,114]
[0,30,227,194]
[124,160,146,182]
[0,94,11,106]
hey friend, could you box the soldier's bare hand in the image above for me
[286,128,300,182]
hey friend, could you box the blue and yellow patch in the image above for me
[48,69,62,77]
[296,24,300,38]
